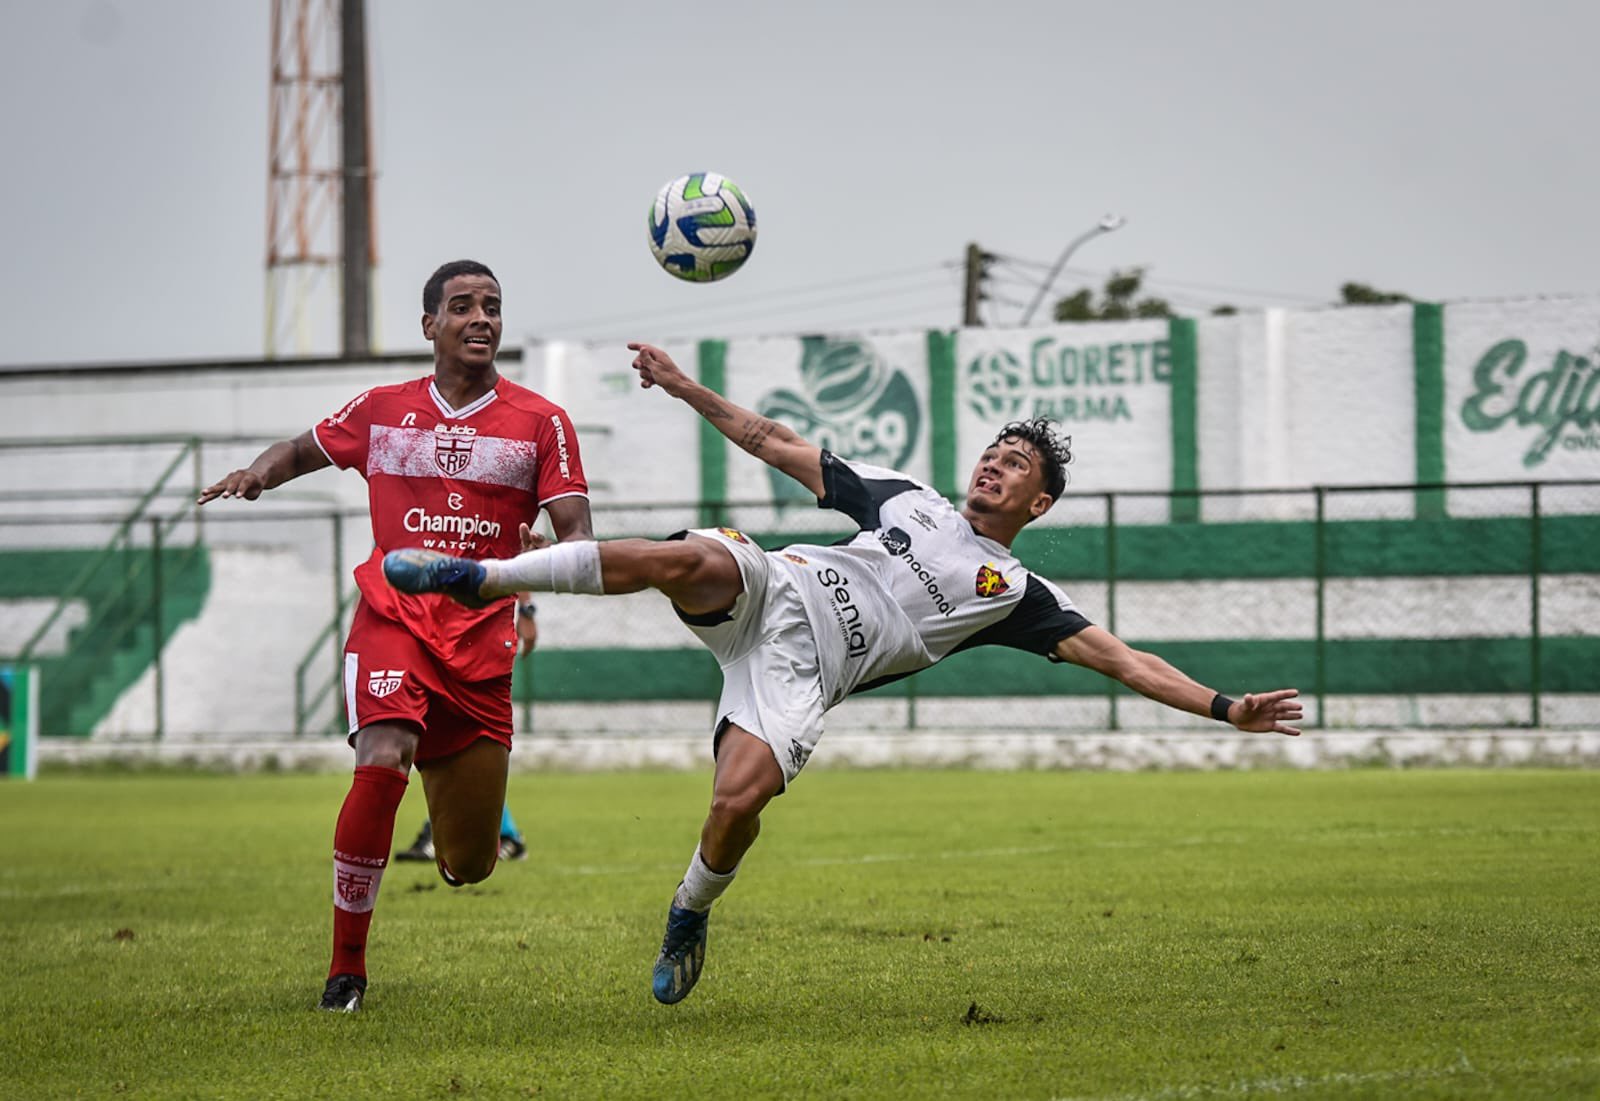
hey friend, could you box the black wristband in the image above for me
[1210,693,1235,722]
[518,601,537,618]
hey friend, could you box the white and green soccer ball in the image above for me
[647,172,757,283]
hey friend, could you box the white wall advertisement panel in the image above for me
[721,331,933,514]
[527,338,701,511]
[955,321,1173,520]
[1444,296,1600,484]
[1196,313,1246,498]
[1283,305,1416,492]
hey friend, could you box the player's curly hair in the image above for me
[992,417,1072,501]
[422,260,498,315]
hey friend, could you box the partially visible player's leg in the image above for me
[323,721,418,1012]
[654,723,784,1005]
[418,736,510,885]
[395,801,523,862]
[498,803,527,860]
[699,724,785,874]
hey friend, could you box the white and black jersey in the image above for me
[772,451,1092,709]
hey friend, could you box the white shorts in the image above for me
[678,528,825,788]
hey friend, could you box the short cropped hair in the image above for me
[422,260,498,315]
[991,417,1072,501]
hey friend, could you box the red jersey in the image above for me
[314,375,588,680]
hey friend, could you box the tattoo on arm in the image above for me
[687,389,736,422]
[738,417,779,454]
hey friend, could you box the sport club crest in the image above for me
[718,527,751,544]
[434,431,476,476]
[336,867,375,905]
[367,669,404,698]
[975,564,1010,598]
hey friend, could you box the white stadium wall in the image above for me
[3,294,1597,758]
[6,294,1596,501]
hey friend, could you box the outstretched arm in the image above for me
[1055,625,1303,736]
[197,430,331,504]
[627,342,824,498]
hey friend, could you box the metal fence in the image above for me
[2,437,1595,743]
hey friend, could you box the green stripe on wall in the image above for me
[1167,317,1199,523]
[696,339,727,528]
[741,513,1598,581]
[1413,303,1446,519]
[514,636,1600,703]
[518,649,722,701]
[926,329,959,498]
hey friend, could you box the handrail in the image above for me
[293,587,358,737]
[16,438,200,663]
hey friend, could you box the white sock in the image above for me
[672,845,738,913]
[484,540,603,596]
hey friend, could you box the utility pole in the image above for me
[340,0,373,357]
[962,242,990,327]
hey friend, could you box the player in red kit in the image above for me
[199,260,593,1012]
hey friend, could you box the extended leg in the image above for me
[384,536,744,619]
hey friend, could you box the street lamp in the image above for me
[1019,213,1127,326]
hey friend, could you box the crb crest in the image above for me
[434,431,476,476]
[336,868,374,905]
[367,670,404,698]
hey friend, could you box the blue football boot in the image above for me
[651,904,709,1005]
[382,549,491,608]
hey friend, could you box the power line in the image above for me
[652,295,959,340]
[561,277,958,338]
[989,251,1326,305]
[545,262,959,333]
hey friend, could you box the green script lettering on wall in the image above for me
[1461,338,1600,466]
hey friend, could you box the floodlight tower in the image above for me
[265,0,376,358]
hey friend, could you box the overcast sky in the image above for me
[2,0,1596,367]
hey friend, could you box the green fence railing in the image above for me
[9,439,208,738]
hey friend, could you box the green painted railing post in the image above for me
[1314,487,1327,730]
[1106,492,1119,731]
[150,517,165,742]
[190,438,204,547]
[1530,482,1542,728]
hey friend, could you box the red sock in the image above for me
[328,764,408,980]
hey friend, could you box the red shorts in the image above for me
[341,601,513,765]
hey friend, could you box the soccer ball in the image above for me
[647,172,757,283]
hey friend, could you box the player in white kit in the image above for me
[384,341,1304,1006]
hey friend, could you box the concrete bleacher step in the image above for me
[29,545,212,736]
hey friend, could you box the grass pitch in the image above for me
[2,766,1597,1100]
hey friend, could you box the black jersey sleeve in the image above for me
[817,450,924,531]
[951,574,1092,659]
